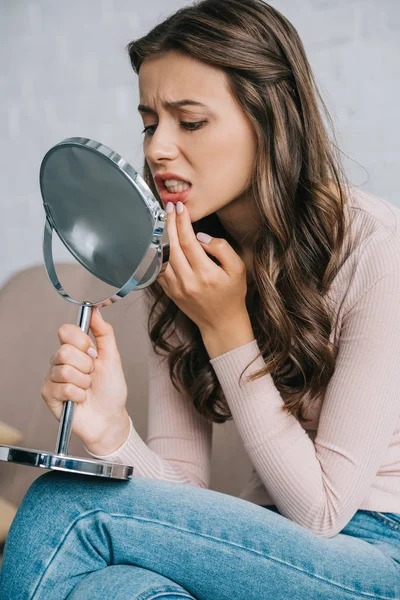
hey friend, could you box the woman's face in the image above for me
[138,50,257,225]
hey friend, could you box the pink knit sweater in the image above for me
[86,185,400,537]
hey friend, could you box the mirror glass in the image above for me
[40,142,157,297]
[48,231,127,305]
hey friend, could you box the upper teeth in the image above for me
[164,179,191,191]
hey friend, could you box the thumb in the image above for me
[89,307,120,361]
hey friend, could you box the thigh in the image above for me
[67,565,195,600]
[1,471,399,600]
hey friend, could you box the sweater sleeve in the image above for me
[209,230,400,537]
[84,330,212,489]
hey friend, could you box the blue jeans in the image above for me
[0,471,400,599]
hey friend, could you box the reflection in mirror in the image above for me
[49,230,123,306]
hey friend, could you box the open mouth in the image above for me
[161,180,192,194]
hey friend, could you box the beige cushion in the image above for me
[0,423,22,543]
[0,421,23,446]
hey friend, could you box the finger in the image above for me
[53,344,94,375]
[50,364,92,390]
[166,203,193,282]
[157,268,179,302]
[157,262,177,287]
[50,382,87,404]
[57,324,97,356]
[89,307,119,360]
[176,201,214,271]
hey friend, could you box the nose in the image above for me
[144,122,179,165]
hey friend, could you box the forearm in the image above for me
[84,413,209,488]
[200,312,255,359]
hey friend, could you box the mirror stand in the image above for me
[0,136,170,481]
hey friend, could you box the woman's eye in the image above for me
[141,121,205,135]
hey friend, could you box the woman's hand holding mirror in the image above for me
[41,307,131,456]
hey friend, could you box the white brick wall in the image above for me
[0,0,399,287]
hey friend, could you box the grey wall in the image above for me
[1,0,399,288]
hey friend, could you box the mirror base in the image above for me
[0,444,133,480]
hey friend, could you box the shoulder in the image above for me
[347,184,400,271]
[346,184,400,242]
[328,185,400,318]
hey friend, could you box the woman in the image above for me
[1,0,400,598]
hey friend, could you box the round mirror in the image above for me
[39,137,169,307]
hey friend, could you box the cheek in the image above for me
[187,121,256,216]
[210,123,256,187]
[208,139,255,200]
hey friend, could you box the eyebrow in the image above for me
[137,99,209,114]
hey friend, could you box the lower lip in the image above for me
[158,182,192,204]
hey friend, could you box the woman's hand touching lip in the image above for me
[156,199,250,335]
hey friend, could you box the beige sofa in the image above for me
[0,263,253,557]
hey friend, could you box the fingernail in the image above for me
[95,307,103,319]
[196,232,213,244]
[87,347,98,358]
[176,201,183,214]
[166,202,174,214]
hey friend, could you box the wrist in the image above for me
[201,313,255,359]
[84,410,131,456]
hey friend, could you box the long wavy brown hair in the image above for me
[126,0,356,425]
